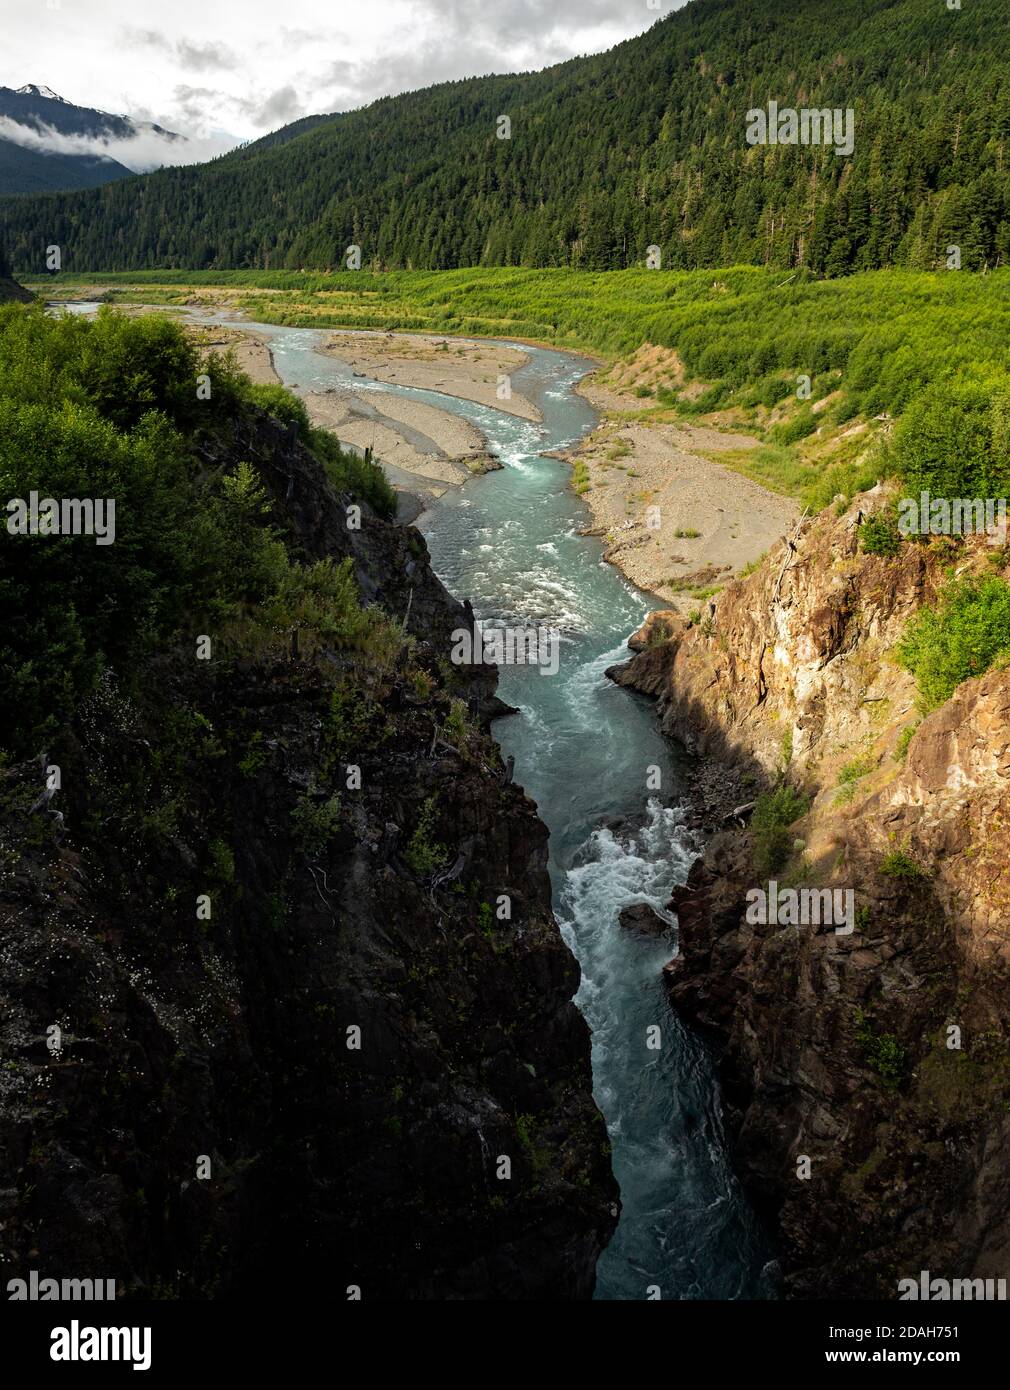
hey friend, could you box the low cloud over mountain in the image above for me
[0,83,236,192]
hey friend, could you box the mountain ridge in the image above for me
[1,0,1006,272]
[0,83,181,195]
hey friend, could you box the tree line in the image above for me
[1,0,1007,275]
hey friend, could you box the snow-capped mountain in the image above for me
[0,83,183,194]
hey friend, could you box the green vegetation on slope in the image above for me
[752,784,809,875]
[3,0,1008,273]
[0,304,394,758]
[896,576,1010,710]
[32,265,1010,407]
[35,264,1010,512]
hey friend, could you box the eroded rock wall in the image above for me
[610,491,1010,1297]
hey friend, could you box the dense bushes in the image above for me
[860,508,903,556]
[308,425,397,519]
[769,406,818,446]
[30,268,1010,427]
[896,577,1010,710]
[0,304,395,757]
[893,377,1010,499]
[752,784,809,875]
[241,380,312,441]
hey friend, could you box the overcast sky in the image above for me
[4,0,684,157]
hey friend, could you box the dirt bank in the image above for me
[318,330,541,422]
[557,372,798,608]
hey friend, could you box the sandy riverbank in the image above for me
[318,330,541,421]
[559,375,799,609]
[198,324,281,385]
[201,322,507,514]
[303,386,499,491]
[50,302,534,520]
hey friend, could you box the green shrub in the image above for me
[894,722,920,762]
[291,792,342,854]
[409,669,434,700]
[769,405,818,445]
[780,728,793,769]
[404,796,448,877]
[752,783,809,875]
[444,698,468,744]
[838,754,874,784]
[856,1016,906,1090]
[207,839,236,883]
[310,427,397,519]
[879,849,925,880]
[893,377,1010,499]
[896,576,1010,709]
[238,731,267,777]
[753,375,792,409]
[264,557,374,652]
[860,510,902,556]
[515,1113,535,1149]
[243,381,311,440]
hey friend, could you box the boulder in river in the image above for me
[618,901,670,937]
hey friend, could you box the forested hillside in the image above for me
[2,0,1006,273]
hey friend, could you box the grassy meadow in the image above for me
[28,265,1010,513]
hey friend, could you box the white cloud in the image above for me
[1,0,678,152]
[0,114,233,172]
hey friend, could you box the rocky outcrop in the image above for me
[611,490,1010,1297]
[0,274,32,303]
[618,902,670,937]
[0,412,617,1299]
[610,489,936,785]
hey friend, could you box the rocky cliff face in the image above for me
[609,491,1010,1297]
[0,412,617,1299]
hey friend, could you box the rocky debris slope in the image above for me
[609,490,1010,1297]
[0,412,617,1299]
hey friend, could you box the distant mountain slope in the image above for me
[235,113,338,154]
[1,0,1007,272]
[0,134,132,196]
[0,84,180,195]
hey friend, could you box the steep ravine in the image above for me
[193,311,775,1298]
[609,490,1010,1297]
[0,407,617,1299]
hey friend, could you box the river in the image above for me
[63,304,777,1299]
